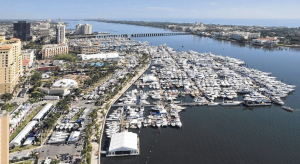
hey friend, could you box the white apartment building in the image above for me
[22,49,35,68]
[75,23,92,35]
[56,24,65,43]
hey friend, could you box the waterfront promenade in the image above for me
[91,61,151,164]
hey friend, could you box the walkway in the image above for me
[91,61,151,164]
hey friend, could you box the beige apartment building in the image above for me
[41,43,68,59]
[0,36,23,95]
[0,110,9,164]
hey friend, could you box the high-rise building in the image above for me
[47,18,51,23]
[0,110,9,164]
[75,23,92,35]
[0,36,23,94]
[56,24,65,44]
[13,21,32,41]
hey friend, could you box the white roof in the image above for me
[68,131,80,142]
[79,53,120,61]
[52,79,78,88]
[109,131,137,152]
[23,137,35,146]
[9,104,33,132]
[143,75,157,83]
[32,103,53,121]
[10,121,38,146]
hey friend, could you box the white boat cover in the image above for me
[109,131,137,152]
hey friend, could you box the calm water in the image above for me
[66,21,300,164]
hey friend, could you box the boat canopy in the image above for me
[109,131,138,152]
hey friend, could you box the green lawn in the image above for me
[9,144,38,153]
[12,160,34,164]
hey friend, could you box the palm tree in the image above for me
[1,92,13,103]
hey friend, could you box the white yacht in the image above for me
[271,97,284,106]
[175,118,182,128]
[156,119,162,128]
[137,121,142,128]
[220,100,242,106]
[140,106,144,112]
[151,94,162,100]
[170,120,176,127]
[162,118,168,127]
[208,101,219,106]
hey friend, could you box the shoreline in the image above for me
[85,20,300,49]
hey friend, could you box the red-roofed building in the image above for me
[22,59,30,70]
[252,37,279,46]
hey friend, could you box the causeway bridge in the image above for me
[68,32,190,39]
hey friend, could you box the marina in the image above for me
[101,40,296,159]
[66,21,300,164]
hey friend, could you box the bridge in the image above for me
[68,32,190,39]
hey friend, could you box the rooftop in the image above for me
[23,59,31,66]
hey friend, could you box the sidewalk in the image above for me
[91,63,150,164]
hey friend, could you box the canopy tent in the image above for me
[10,121,38,146]
[108,131,137,154]
[67,131,80,143]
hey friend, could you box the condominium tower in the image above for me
[75,23,92,35]
[56,24,65,43]
[0,110,9,164]
[0,36,23,94]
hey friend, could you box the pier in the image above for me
[112,102,206,107]
[68,32,190,39]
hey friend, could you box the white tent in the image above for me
[108,131,137,155]
[32,103,53,121]
[10,121,38,146]
[52,79,78,88]
[67,131,80,143]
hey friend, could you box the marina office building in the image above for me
[0,36,23,94]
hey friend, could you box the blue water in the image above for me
[66,21,300,164]
[66,21,171,34]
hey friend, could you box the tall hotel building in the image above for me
[0,36,23,94]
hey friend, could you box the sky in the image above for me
[0,0,299,20]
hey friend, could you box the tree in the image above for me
[50,159,60,164]
[31,72,42,82]
[30,91,43,102]
[1,93,13,103]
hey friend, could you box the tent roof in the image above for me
[10,121,38,146]
[109,131,137,152]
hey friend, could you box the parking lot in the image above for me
[38,99,96,163]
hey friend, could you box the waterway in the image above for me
[66,21,300,164]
